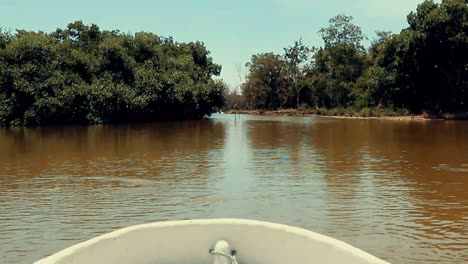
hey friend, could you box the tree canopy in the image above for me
[0,22,226,126]
[241,0,467,114]
[319,14,366,48]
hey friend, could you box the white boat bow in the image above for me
[35,218,390,264]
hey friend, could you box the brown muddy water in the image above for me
[0,114,467,263]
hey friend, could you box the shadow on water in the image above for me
[0,120,227,184]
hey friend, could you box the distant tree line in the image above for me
[239,0,467,114]
[0,21,226,126]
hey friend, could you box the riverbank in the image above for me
[224,109,468,121]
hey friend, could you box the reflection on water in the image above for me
[0,115,467,263]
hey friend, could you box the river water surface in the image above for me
[0,114,467,263]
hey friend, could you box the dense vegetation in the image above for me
[0,22,226,126]
[238,0,467,115]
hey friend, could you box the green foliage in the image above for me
[241,0,467,114]
[319,14,366,48]
[242,40,314,110]
[0,21,226,126]
[310,43,367,108]
[242,53,287,109]
[283,39,313,108]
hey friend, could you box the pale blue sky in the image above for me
[1,0,427,89]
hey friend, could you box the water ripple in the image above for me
[0,116,467,263]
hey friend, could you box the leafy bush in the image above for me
[0,22,226,126]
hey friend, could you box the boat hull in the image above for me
[35,219,390,264]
